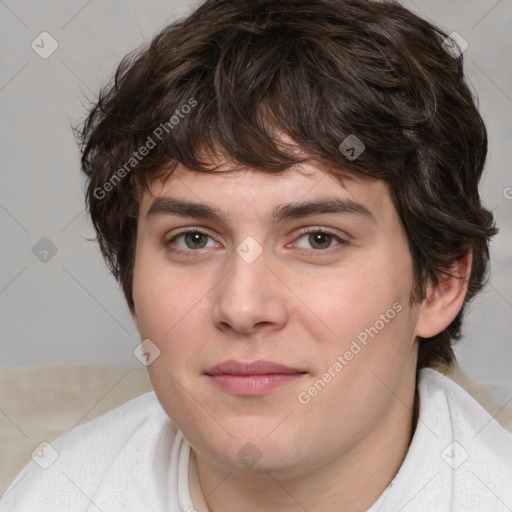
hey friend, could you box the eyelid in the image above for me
[165,226,216,241]
[294,226,346,240]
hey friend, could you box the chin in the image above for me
[196,428,309,476]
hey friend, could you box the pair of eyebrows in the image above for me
[145,196,376,225]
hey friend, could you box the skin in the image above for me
[130,158,471,512]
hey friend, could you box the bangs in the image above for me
[115,7,406,190]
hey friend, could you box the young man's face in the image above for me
[131,159,423,478]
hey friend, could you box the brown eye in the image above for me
[167,230,216,251]
[308,232,334,250]
[182,232,209,249]
[295,229,344,251]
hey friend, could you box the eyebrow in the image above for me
[146,196,375,224]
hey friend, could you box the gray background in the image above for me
[1,0,511,405]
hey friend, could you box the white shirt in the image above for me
[2,368,511,511]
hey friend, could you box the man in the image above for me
[3,0,511,510]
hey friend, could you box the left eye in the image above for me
[295,230,344,250]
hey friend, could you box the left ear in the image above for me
[415,251,472,339]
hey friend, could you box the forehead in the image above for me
[135,162,401,235]
[139,161,393,224]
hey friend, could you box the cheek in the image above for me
[307,268,402,341]
[132,263,213,382]
[304,249,417,385]
[132,253,190,336]
[132,266,208,429]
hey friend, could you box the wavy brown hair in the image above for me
[77,0,497,370]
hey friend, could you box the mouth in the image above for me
[204,360,308,396]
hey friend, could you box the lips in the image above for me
[205,359,305,376]
[205,360,307,396]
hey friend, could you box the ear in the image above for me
[414,251,472,339]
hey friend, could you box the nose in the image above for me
[211,245,290,335]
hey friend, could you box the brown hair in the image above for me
[77,0,497,370]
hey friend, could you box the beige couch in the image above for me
[1,364,511,496]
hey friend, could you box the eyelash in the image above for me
[165,227,346,256]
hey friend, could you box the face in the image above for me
[131,160,422,478]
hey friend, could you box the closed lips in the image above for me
[205,360,306,375]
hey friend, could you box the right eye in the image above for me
[166,229,219,253]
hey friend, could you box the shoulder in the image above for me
[377,368,512,512]
[0,391,178,511]
[418,367,512,445]
[418,368,512,505]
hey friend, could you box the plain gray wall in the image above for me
[1,0,511,405]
